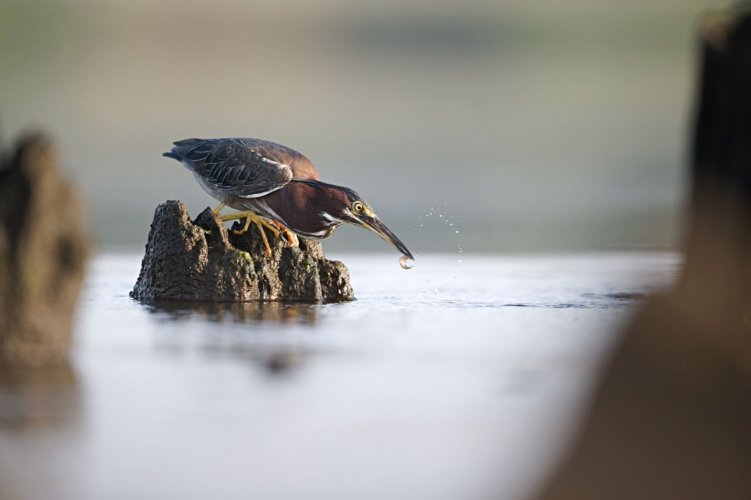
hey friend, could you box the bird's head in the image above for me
[299,180,414,260]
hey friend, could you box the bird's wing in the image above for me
[173,138,294,198]
[250,139,320,180]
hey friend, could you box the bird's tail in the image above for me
[163,151,181,161]
[163,138,204,162]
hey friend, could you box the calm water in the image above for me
[0,252,678,500]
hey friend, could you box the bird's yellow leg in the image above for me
[219,210,246,222]
[273,221,299,247]
[212,202,226,215]
[254,220,273,256]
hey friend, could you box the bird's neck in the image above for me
[262,181,343,239]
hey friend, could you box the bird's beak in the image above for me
[355,215,414,260]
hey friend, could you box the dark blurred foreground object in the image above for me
[535,6,751,500]
[0,134,90,368]
[0,363,79,429]
[130,201,353,303]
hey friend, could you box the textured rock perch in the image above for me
[131,201,354,303]
[0,133,90,368]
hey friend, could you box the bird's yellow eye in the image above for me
[353,201,365,213]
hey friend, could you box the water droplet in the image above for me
[399,256,415,270]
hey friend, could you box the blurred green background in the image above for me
[0,0,726,253]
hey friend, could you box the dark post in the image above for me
[534,6,751,499]
[691,7,751,197]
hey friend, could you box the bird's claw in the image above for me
[285,231,299,247]
[254,220,273,256]
[273,221,298,247]
[232,214,254,236]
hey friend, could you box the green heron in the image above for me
[163,137,414,259]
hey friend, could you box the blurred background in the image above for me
[5,3,743,499]
[0,0,727,253]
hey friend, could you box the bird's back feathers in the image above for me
[163,137,320,199]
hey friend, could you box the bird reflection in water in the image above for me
[146,301,321,375]
[146,300,319,326]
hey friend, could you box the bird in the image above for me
[163,137,414,260]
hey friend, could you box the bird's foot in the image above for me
[220,210,280,257]
[273,221,299,247]
[219,211,280,237]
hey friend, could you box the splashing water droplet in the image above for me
[399,256,415,270]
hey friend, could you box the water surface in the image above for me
[0,252,678,500]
